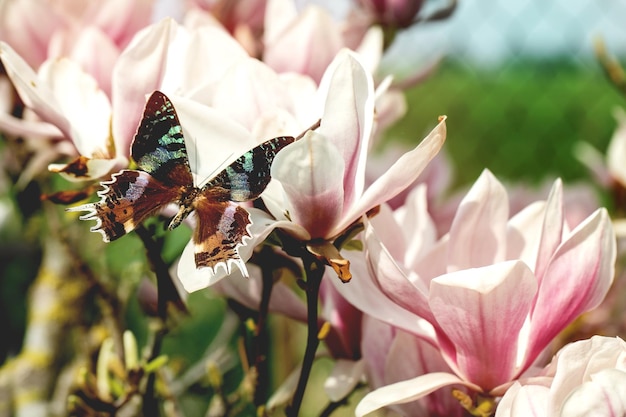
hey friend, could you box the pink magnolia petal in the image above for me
[271,131,345,238]
[607,108,626,187]
[560,370,626,417]
[88,0,154,48]
[0,112,63,138]
[330,247,436,342]
[549,336,626,414]
[495,382,549,417]
[264,0,298,45]
[0,41,72,139]
[395,185,437,269]
[317,50,374,212]
[366,217,434,322]
[333,117,446,237]
[385,332,462,417]
[211,58,294,131]
[525,209,615,368]
[361,316,396,388]
[167,96,254,185]
[69,27,120,97]
[181,26,248,97]
[447,169,509,272]
[506,200,545,265]
[264,5,342,83]
[39,58,112,158]
[0,1,63,68]
[324,359,365,402]
[111,18,178,154]
[355,372,468,417]
[429,261,537,389]
[533,179,563,283]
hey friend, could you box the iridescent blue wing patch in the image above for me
[131,91,193,187]
[203,136,295,201]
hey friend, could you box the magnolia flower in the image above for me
[179,48,446,291]
[496,336,626,417]
[330,170,615,416]
[0,17,261,182]
[0,0,154,93]
[263,0,383,83]
[361,316,464,417]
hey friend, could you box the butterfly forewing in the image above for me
[131,91,193,187]
[203,136,295,202]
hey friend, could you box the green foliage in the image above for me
[386,57,626,188]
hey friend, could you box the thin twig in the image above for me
[285,255,325,417]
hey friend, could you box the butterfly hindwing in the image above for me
[193,196,252,275]
[68,170,180,242]
[131,91,193,187]
[203,136,295,202]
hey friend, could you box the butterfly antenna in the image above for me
[296,119,321,140]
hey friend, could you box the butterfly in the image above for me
[69,90,299,277]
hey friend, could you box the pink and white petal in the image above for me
[0,0,62,68]
[368,204,406,261]
[429,261,537,389]
[263,0,298,47]
[181,25,249,98]
[495,382,549,417]
[549,336,626,413]
[88,0,154,48]
[506,200,545,266]
[0,42,73,139]
[69,27,120,97]
[0,112,63,139]
[317,50,374,211]
[167,96,254,185]
[211,58,294,131]
[525,209,615,368]
[330,247,436,342]
[366,218,434,322]
[607,108,626,187]
[361,316,397,388]
[334,117,446,237]
[271,131,345,239]
[111,18,178,153]
[39,58,112,158]
[560,370,626,417]
[533,179,563,283]
[354,26,384,75]
[355,372,468,417]
[264,5,342,83]
[395,185,438,269]
[324,359,365,402]
[447,169,509,272]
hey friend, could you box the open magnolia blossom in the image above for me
[177,48,446,291]
[328,170,616,416]
[496,335,626,417]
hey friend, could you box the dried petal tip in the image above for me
[307,242,352,282]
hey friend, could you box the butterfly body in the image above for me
[69,91,296,277]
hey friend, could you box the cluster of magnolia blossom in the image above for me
[0,1,624,416]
